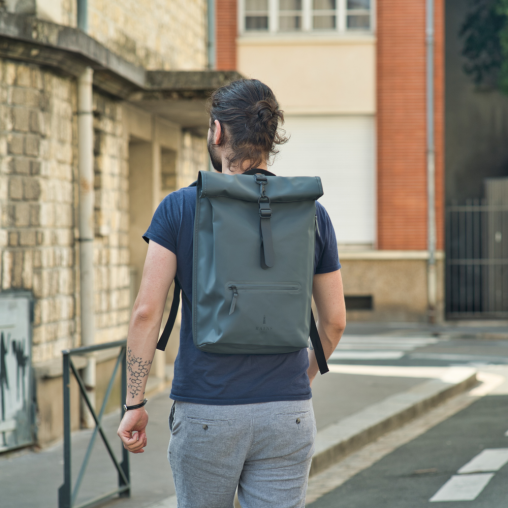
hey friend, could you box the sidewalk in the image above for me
[0,343,476,508]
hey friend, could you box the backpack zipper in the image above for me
[227,283,301,315]
[315,215,321,238]
[229,285,239,315]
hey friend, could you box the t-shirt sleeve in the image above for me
[315,202,341,274]
[142,193,180,255]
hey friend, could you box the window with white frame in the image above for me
[241,0,373,33]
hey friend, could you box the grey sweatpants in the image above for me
[168,399,316,508]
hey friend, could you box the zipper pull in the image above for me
[315,215,321,238]
[229,286,238,315]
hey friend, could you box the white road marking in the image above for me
[458,449,508,474]
[430,474,494,502]
[331,336,442,361]
[327,364,476,383]
[329,351,405,360]
[505,430,508,437]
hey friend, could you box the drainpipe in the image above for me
[426,0,437,323]
[207,0,215,70]
[77,0,96,426]
[77,0,88,32]
[207,0,215,172]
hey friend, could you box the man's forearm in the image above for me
[126,310,162,404]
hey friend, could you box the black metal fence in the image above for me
[58,340,130,508]
[446,202,508,318]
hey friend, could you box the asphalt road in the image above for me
[308,394,508,508]
[308,329,508,508]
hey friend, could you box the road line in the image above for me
[505,430,508,436]
[410,353,508,364]
[336,344,421,351]
[327,365,476,383]
[329,351,405,360]
[429,474,494,502]
[458,449,508,473]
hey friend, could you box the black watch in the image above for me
[123,398,148,412]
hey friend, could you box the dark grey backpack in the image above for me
[156,169,329,374]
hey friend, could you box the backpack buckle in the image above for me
[255,174,268,199]
[259,198,272,218]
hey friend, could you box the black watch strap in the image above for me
[123,398,148,412]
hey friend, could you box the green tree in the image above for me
[460,0,508,93]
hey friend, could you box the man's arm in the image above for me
[308,270,346,385]
[117,241,176,453]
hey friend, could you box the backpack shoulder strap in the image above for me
[310,310,329,374]
[156,279,181,351]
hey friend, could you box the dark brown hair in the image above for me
[208,79,288,171]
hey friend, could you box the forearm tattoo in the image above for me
[127,347,152,400]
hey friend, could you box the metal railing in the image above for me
[446,203,508,318]
[58,340,130,508]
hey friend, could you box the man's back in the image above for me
[143,184,339,405]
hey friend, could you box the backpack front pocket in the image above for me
[197,281,309,354]
[227,282,301,315]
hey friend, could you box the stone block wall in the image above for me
[0,60,78,364]
[178,130,207,188]
[88,0,208,71]
[0,60,133,364]
[92,94,131,346]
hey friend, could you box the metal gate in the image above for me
[446,201,508,318]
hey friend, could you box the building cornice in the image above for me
[0,13,242,100]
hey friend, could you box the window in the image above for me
[279,0,303,31]
[245,0,269,31]
[313,0,336,30]
[346,0,370,30]
[241,0,374,34]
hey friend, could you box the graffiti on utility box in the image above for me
[0,295,33,452]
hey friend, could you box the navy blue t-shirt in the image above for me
[143,185,340,405]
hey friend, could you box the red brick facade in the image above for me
[216,0,237,70]
[377,0,444,250]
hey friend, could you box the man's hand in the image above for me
[117,408,149,454]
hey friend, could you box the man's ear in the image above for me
[213,119,222,145]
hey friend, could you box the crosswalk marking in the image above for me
[329,351,405,360]
[430,474,494,502]
[458,449,508,474]
[331,335,441,361]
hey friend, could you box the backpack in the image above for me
[156,169,329,375]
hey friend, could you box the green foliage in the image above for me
[460,0,506,88]
[497,0,508,93]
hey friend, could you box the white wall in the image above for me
[272,114,376,246]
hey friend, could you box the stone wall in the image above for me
[88,0,208,71]
[0,60,133,365]
[178,130,207,188]
[92,94,131,346]
[0,60,78,364]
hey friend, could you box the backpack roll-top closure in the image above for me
[198,171,323,202]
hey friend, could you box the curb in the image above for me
[309,367,477,477]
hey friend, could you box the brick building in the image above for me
[214,0,445,322]
[0,1,240,449]
[215,1,508,324]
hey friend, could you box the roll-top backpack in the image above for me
[156,169,329,375]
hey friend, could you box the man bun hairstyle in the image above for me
[208,79,288,171]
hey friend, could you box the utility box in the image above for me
[0,293,34,452]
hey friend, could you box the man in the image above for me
[117,79,346,508]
